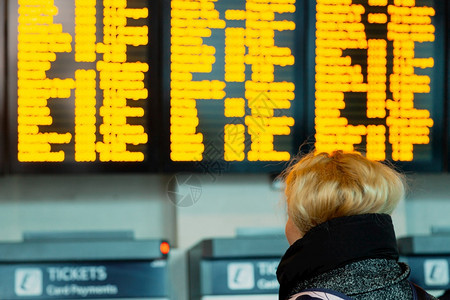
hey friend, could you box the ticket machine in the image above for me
[0,232,170,299]
[188,236,288,300]
[398,235,450,291]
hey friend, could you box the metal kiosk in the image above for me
[188,236,288,300]
[398,235,450,291]
[0,232,169,299]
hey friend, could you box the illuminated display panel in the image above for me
[307,0,446,171]
[3,0,448,174]
[0,1,5,174]
[448,1,450,172]
[164,0,304,173]
[7,0,159,172]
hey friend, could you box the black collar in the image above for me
[276,214,399,300]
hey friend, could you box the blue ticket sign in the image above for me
[403,256,450,290]
[0,260,168,299]
[200,259,280,295]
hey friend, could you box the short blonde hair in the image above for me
[283,150,405,234]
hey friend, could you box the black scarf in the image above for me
[276,214,399,300]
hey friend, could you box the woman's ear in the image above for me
[285,217,303,245]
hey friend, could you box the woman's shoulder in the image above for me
[289,258,413,300]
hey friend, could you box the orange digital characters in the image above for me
[314,0,437,162]
[7,0,446,173]
[16,0,149,164]
[170,0,297,165]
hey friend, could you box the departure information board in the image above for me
[3,0,449,173]
[164,0,303,172]
[308,0,446,171]
[7,0,159,172]
[0,2,5,174]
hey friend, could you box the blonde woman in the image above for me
[276,151,435,300]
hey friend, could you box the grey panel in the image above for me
[398,236,450,255]
[0,240,167,262]
[200,237,288,259]
[23,231,135,242]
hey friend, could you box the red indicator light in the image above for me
[160,241,170,255]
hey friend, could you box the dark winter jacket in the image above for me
[276,214,437,300]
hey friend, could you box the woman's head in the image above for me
[283,150,405,242]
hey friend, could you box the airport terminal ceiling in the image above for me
[2,0,449,173]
